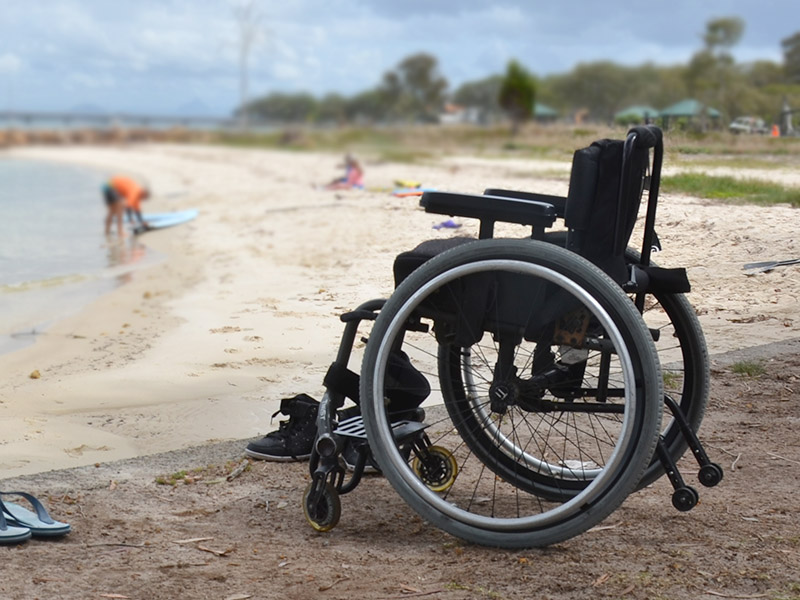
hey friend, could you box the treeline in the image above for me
[239,18,800,126]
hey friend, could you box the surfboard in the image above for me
[392,187,436,198]
[133,209,198,235]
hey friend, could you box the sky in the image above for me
[0,0,796,117]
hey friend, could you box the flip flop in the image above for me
[0,491,71,538]
[0,508,31,545]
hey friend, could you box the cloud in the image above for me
[0,53,23,74]
[1,0,796,114]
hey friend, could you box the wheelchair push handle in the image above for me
[626,125,662,149]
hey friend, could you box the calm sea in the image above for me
[0,157,160,354]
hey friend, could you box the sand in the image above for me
[1,141,799,480]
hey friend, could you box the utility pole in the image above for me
[233,0,261,131]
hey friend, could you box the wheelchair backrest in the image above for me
[564,126,662,284]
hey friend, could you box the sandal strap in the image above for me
[0,491,55,525]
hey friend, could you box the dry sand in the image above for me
[1,141,798,481]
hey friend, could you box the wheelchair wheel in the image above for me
[303,480,341,532]
[361,239,662,548]
[541,233,709,490]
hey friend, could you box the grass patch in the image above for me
[155,459,250,486]
[662,173,800,207]
[730,360,766,377]
[663,371,682,389]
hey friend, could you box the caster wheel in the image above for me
[698,463,723,487]
[672,486,699,512]
[303,480,341,532]
[412,446,458,492]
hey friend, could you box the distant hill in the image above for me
[67,103,108,115]
[172,98,224,118]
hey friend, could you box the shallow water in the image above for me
[0,158,160,354]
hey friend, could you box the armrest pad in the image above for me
[420,191,557,229]
[483,189,567,217]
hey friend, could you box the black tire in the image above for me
[361,239,662,548]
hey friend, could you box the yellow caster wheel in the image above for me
[412,446,458,492]
[303,480,341,532]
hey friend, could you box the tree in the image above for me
[782,31,800,83]
[703,17,744,50]
[498,60,536,134]
[452,75,503,123]
[244,92,317,122]
[684,17,746,128]
[379,53,448,122]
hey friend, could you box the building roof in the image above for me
[659,99,721,118]
[533,102,559,117]
[614,105,660,120]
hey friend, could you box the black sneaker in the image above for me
[245,394,319,461]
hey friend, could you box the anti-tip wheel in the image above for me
[698,463,723,487]
[303,480,341,532]
[672,486,699,512]
[412,446,458,493]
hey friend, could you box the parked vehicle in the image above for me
[729,116,769,134]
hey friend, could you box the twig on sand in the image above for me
[704,591,767,599]
[766,451,800,465]
[731,453,742,471]
[85,542,147,548]
[376,589,445,599]
[172,536,214,545]
[226,458,250,481]
[318,576,350,591]
[197,544,235,557]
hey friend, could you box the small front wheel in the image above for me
[412,446,458,492]
[671,486,699,512]
[698,463,723,487]
[303,480,341,532]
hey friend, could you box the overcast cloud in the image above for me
[0,0,795,116]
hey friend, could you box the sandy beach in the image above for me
[1,141,799,479]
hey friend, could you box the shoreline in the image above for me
[1,142,798,480]
[3,335,796,491]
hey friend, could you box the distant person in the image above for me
[104,175,150,235]
[324,154,364,190]
[102,182,125,237]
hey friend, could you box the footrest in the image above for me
[335,415,427,444]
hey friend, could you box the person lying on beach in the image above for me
[324,154,364,190]
[103,175,150,235]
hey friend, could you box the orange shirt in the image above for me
[110,176,145,211]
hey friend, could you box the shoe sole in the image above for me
[245,448,311,462]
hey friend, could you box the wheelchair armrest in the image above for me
[420,191,557,239]
[483,189,567,218]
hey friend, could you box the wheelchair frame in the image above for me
[301,126,721,547]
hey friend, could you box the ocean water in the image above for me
[0,158,159,354]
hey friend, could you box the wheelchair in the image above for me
[301,125,722,548]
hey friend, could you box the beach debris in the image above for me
[99,594,130,599]
[173,536,214,545]
[432,219,461,230]
[225,458,250,481]
[197,544,235,557]
[29,369,41,379]
[319,576,350,592]
[224,595,253,600]
[743,257,800,275]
